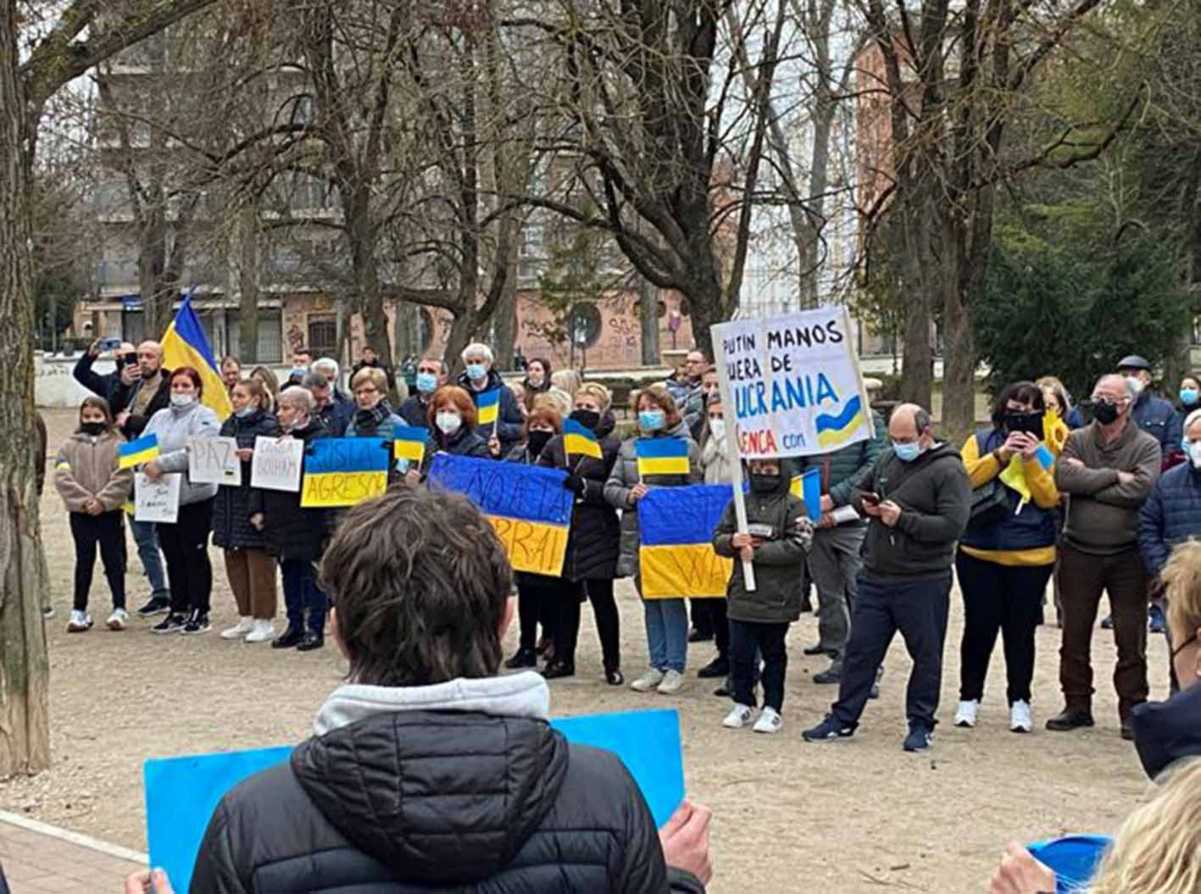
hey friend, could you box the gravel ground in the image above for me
[0,409,1166,892]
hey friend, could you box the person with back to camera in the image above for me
[190,486,714,893]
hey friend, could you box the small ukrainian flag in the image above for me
[635,438,690,477]
[564,419,602,460]
[118,434,159,469]
[476,388,501,427]
[393,424,427,464]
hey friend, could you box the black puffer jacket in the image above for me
[250,418,330,562]
[1131,681,1201,780]
[190,710,705,893]
[212,409,280,551]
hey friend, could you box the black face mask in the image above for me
[527,430,553,457]
[750,473,780,494]
[1093,400,1120,425]
[1002,411,1045,439]
[80,421,105,436]
[569,409,601,431]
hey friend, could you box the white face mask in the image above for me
[708,418,725,441]
[436,412,462,435]
[1126,376,1145,397]
[1188,441,1201,469]
[170,393,196,409]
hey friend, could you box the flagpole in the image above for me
[712,339,757,592]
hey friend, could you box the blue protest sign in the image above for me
[1027,835,1111,893]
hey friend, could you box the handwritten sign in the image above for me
[134,472,181,524]
[639,484,733,598]
[301,437,390,508]
[188,437,241,486]
[249,437,304,493]
[427,453,574,575]
[712,306,872,458]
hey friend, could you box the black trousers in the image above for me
[158,499,214,615]
[517,577,558,652]
[553,578,621,670]
[730,619,789,711]
[956,552,1053,704]
[69,511,126,612]
[832,574,951,731]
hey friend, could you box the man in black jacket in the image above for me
[73,339,138,410]
[193,486,712,893]
[803,404,971,753]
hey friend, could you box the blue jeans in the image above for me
[130,518,169,599]
[281,559,328,635]
[642,596,688,673]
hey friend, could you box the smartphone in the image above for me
[861,492,881,506]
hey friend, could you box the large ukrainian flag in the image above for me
[161,292,233,421]
[639,484,733,599]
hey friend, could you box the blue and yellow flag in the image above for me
[301,438,390,508]
[161,292,233,421]
[789,467,823,521]
[639,484,733,598]
[635,438,690,477]
[999,444,1055,511]
[476,388,501,427]
[392,424,428,465]
[815,395,866,450]
[118,434,159,469]
[564,419,602,460]
[428,453,574,575]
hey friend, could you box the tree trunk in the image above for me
[237,203,259,362]
[897,204,934,407]
[0,0,50,777]
[492,244,519,370]
[346,185,391,368]
[638,272,659,366]
[394,301,421,362]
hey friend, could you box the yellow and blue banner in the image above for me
[118,434,159,469]
[639,484,733,598]
[476,388,501,427]
[161,291,233,421]
[301,437,390,508]
[392,424,428,465]
[428,453,574,575]
[815,395,866,450]
[564,419,602,460]
[635,438,690,477]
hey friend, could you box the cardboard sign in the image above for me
[300,437,390,508]
[188,436,241,486]
[134,473,181,524]
[249,436,304,493]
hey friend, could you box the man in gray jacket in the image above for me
[1050,373,1162,739]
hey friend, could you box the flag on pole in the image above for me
[161,291,233,421]
[635,438,690,477]
[476,388,501,427]
[118,434,160,469]
[392,424,428,465]
[563,419,602,460]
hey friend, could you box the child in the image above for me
[713,458,814,733]
[53,397,134,632]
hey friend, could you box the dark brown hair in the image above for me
[991,380,1045,428]
[77,396,114,431]
[170,366,204,398]
[321,487,512,686]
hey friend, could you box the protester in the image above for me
[53,397,133,633]
[535,383,624,684]
[509,381,528,417]
[550,367,582,399]
[252,387,331,652]
[399,356,447,429]
[427,385,490,458]
[351,343,397,395]
[1036,375,1085,429]
[312,357,352,406]
[954,382,1060,734]
[667,350,707,419]
[803,404,971,752]
[1166,372,1201,469]
[1051,374,1161,739]
[521,357,553,409]
[249,365,279,413]
[1117,354,1179,458]
[285,347,312,388]
[686,366,721,441]
[142,367,221,635]
[536,387,573,420]
[714,458,814,734]
[605,384,702,695]
[345,367,405,439]
[73,339,136,409]
[695,395,734,690]
[114,340,170,438]
[457,342,524,453]
[302,371,351,437]
[213,379,280,643]
[190,486,713,893]
[220,355,241,393]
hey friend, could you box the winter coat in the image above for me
[399,393,433,429]
[1138,461,1201,579]
[345,407,406,440]
[793,409,886,512]
[456,368,524,453]
[144,400,221,507]
[53,430,132,513]
[212,409,280,551]
[431,425,491,460]
[114,369,172,438]
[1131,389,1180,455]
[1131,682,1201,781]
[604,420,702,579]
[72,352,125,410]
[190,674,704,894]
[852,442,971,583]
[537,414,622,582]
[316,400,352,438]
[699,429,735,485]
[713,471,812,624]
[251,418,331,562]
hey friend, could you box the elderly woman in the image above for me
[345,366,404,439]
[427,385,491,458]
[456,342,524,453]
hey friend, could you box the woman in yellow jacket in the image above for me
[955,382,1061,734]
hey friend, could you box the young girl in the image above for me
[54,397,134,632]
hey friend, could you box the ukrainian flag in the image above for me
[118,434,159,469]
[476,388,501,427]
[639,484,733,598]
[815,395,866,449]
[635,438,690,477]
[301,437,390,508]
[789,467,823,520]
[393,424,428,465]
[161,292,233,421]
[564,419,602,460]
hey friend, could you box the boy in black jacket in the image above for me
[713,458,814,734]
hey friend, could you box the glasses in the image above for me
[1171,631,1198,661]
[355,387,378,396]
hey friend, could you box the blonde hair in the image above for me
[1162,540,1201,648]
[533,389,572,419]
[351,366,388,393]
[1088,759,1201,893]
[575,382,612,413]
[550,368,582,397]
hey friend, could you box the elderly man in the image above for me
[302,370,352,437]
[1051,374,1161,739]
[73,339,137,410]
[668,350,707,418]
[400,355,448,429]
[456,342,524,453]
[1117,354,1179,456]
[803,405,971,752]
[311,357,353,405]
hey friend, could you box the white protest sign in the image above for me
[249,436,304,492]
[135,473,181,524]
[712,306,873,459]
[188,437,241,486]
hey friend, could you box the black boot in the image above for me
[297,630,324,652]
[272,626,304,649]
[505,648,537,669]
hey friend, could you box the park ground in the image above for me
[0,409,1166,892]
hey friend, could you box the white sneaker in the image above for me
[753,707,783,734]
[220,617,255,640]
[657,669,685,695]
[630,669,666,692]
[106,608,128,631]
[723,704,754,729]
[1010,700,1033,733]
[954,699,979,728]
[66,610,92,633]
[244,620,276,643]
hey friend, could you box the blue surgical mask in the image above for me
[416,372,438,394]
[893,441,923,463]
[639,409,666,432]
[1182,388,1199,406]
[465,363,487,381]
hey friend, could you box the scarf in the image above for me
[353,400,392,435]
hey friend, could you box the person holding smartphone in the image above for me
[72,338,137,411]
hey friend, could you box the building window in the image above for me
[227,308,284,364]
[308,314,337,359]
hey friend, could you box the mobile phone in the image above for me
[862,492,881,506]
